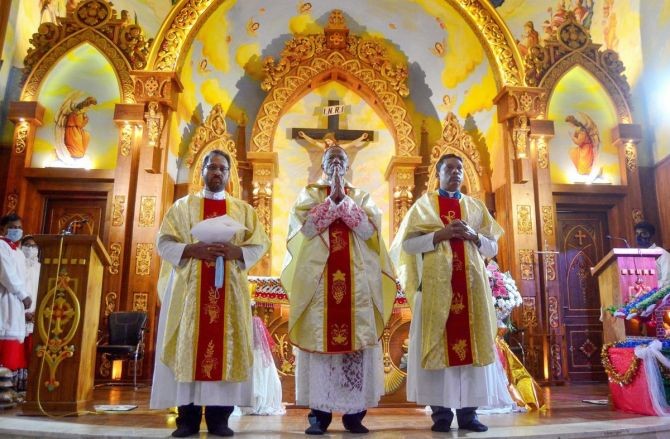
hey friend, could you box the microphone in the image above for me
[63,218,89,235]
[606,235,630,248]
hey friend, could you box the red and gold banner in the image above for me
[324,217,354,352]
[194,198,228,381]
[438,195,473,366]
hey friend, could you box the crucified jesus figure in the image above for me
[297,131,370,183]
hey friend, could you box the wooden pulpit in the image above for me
[21,234,111,416]
[591,248,663,344]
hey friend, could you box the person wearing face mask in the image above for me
[17,235,40,391]
[634,221,670,289]
[282,145,397,435]
[0,214,31,375]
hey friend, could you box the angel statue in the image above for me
[566,113,600,177]
[297,131,370,183]
[54,93,97,163]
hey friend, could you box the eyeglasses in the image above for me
[204,164,230,173]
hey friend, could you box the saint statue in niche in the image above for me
[54,93,97,164]
[297,131,370,183]
[566,113,600,178]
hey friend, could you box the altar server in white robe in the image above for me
[150,150,270,438]
[391,154,503,432]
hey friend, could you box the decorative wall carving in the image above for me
[14,122,29,154]
[22,0,147,102]
[517,205,533,234]
[145,102,163,147]
[513,115,530,158]
[624,142,637,171]
[426,113,484,199]
[548,296,559,328]
[6,192,18,213]
[545,252,557,281]
[519,249,535,280]
[104,291,117,317]
[112,195,126,227]
[393,186,414,234]
[133,292,148,311]
[522,296,538,329]
[120,123,132,156]
[551,343,563,379]
[152,0,218,71]
[108,243,122,275]
[541,205,554,236]
[525,12,632,121]
[135,243,153,276]
[139,196,156,227]
[252,181,273,236]
[632,208,644,225]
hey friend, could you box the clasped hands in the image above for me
[433,219,479,245]
[329,164,346,204]
[184,241,243,261]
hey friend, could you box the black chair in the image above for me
[97,311,147,389]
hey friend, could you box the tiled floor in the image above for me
[1,383,670,438]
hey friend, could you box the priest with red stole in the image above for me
[282,146,396,435]
[391,153,503,433]
[150,150,270,438]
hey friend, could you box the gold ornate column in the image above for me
[4,102,45,221]
[247,151,278,275]
[612,123,644,231]
[493,86,553,380]
[385,156,422,239]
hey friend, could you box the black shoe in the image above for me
[171,425,200,437]
[431,419,452,432]
[208,425,235,437]
[305,424,325,435]
[342,411,369,434]
[459,419,488,432]
[343,422,369,434]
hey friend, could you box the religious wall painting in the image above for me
[270,81,394,275]
[547,66,619,185]
[32,43,120,169]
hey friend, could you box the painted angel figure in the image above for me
[566,113,600,177]
[54,93,97,163]
[297,131,370,182]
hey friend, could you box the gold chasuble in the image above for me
[157,192,269,382]
[391,191,503,369]
[281,181,397,354]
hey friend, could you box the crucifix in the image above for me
[291,99,376,183]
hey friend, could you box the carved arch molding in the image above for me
[21,0,152,103]
[149,0,524,88]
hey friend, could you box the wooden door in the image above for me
[557,210,610,381]
[42,197,107,237]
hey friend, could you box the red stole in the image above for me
[1,237,17,250]
[194,198,228,381]
[438,195,474,366]
[324,189,354,353]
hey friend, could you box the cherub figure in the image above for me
[297,131,370,182]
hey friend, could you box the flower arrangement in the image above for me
[607,283,670,320]
[486,260,523,322]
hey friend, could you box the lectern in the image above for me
[591,248,663,344]
[21,234,111,415]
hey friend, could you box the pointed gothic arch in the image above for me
[20,0,152,103]
[186,104,241,197]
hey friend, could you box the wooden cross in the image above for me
[291,100,375,142]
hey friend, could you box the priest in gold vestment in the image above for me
[391,154,504,433]
[281,146,396,435]
[150,150,270,438]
